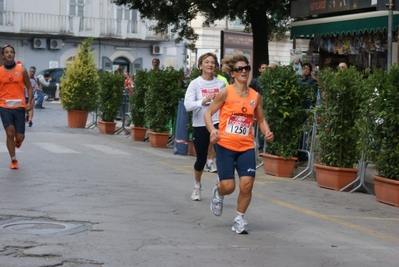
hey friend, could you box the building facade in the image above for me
[0,0,186,73]
[187,15,292,70]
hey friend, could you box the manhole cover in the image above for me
[0,218,92,236]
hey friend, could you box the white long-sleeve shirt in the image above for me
[184,76,226,127]
[37,75,51,87]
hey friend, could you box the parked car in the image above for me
[36,68,65,101]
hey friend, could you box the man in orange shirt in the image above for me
[0,44,33,169]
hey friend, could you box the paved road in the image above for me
[0,103,398,267]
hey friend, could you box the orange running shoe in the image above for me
[15,140,22,148]
[10,159,18,169]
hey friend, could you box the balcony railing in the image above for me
[0,11,165,40]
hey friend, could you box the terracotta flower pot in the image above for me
[131,126,147,141]
[148,131,169,148]
[314,163,358,191]
[260,153,297,178]
[98,120,116,134]
[67,110,89,128]
[372,175,399,207]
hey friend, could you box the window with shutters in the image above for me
[0,0,5,26]
[115,4,138,34]
[69,0,85,31]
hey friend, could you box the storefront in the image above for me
[290,0,399,71]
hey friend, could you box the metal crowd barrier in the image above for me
[292,111,373,194]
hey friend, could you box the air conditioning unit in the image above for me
[49,39,63,50]
[151,45,163,55]
[32,38,46,49]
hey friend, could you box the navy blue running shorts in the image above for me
[215,144,256,181]
[0,107,26,134]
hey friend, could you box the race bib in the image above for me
[226,115,250,136]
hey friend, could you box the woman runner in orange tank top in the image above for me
[204,51,274,234]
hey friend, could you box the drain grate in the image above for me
[0,217,92,236]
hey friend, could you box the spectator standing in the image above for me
[204,51,274,234]
[297,63,319,163]
[184,52,226,201]
[0,44,33,169]
[152,58,160,70]
[248,61,267,94]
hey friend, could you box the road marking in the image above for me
[84,144,130,155]
[253,193,399,244]
[159,161,399,244]
[33,143,80,154]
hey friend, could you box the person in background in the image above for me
[248,61,267,93]
[35,72,52,109]
[124,71,133,95]
[114,65,124,75]
[184,52,226,201]
[26,66,40,126]
[297,62,319,164]
[204,51,274,234]
[338,61,348,70]
[268,62,277,68]
[214,62,229,86]
[0,44,33,169]
[152,58,160,70]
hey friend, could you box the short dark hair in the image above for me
[2,44,15,55]
[302,63,312,72]
[258,61,267,68]
[44,72,50,78]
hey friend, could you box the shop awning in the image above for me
[291,11,399,38]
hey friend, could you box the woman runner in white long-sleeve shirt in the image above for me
[184,52,226,201]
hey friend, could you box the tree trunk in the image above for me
[248,6,269,78]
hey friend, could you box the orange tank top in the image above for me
[218,85,258,152]
[0,65,26,109]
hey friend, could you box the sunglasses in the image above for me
[233,65,251,73]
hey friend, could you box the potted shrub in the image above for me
[60,37,99,128]
[144,66,185,148]
[366,65,399,206]
[97,71,125,134]
[258,66,314,177]
[314,66,364,191]
[130,69,148,141]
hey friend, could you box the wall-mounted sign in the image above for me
[291,0,375,18]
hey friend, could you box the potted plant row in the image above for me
[97,71,125,134]
[366,65,399,207]
[60,37,99,128]
[130,67,185,147]
[314,66,364,191]
[130,69,148,141]
[259,65,314,177]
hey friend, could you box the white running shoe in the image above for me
[208,162,217,173]
[210,186,223,216]
[191,187,201,201]
[232,217,248,234]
